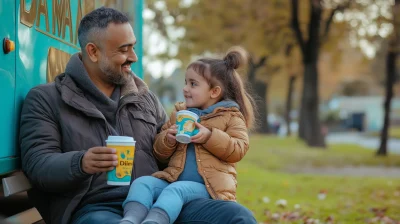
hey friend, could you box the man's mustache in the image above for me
[122,61,133,66]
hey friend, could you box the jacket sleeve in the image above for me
[201,115,249,163]
[20,88,91,193]
[153,110,178,164]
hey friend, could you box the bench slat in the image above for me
[5,208,42,224]
[2,173,32,197]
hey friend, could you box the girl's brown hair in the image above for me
[187,46,256,129]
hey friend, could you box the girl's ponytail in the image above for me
[223,47,256,129]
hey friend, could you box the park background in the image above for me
[142,0,400,223]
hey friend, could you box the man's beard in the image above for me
[99,58,131,85]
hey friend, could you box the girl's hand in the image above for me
[191,122,211,144]
[166,124,178,145]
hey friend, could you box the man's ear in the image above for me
[210,86,222,99]
[85,43,100,63]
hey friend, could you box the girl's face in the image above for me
[183,68,216,109]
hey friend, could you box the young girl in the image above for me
[120,47,256,224]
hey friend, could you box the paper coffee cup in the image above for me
[106,136,135,186]
[176,110,199,144]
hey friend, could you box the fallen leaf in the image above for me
[271,213,280,221]
[326,215,335,224]
[370,207,388,217]
[262,196,270,204]
[318,193,327,200]
[275,199,287,208]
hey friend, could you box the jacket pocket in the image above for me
[129,111,157,126]
[127,110,158,144]
[127,110,158,156]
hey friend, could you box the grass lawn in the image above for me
[236,135,400,223]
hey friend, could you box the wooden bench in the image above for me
[2,173,43,224]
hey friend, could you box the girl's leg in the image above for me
[142,181,210,224]
[120,176,169,224]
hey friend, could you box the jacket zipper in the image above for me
[116,94,142,181]
[116,94,144,134]
[198,113,222,199]
[105,122,111,138]
[174,145,187,180]
[116,112,123,136]
[116,96,127,136]
[195,145,219,200]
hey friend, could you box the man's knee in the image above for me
[226,202,256,224]
[196,201,256,224]
[73,211,122,224]
[179,199,256,224]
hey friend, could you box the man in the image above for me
[20,7,256,224]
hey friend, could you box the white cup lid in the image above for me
[106,136,135,143]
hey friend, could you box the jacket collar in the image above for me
[55,74,104,119]
[174,102,241,120]
[55,67,149,118]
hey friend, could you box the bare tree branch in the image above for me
[291,0,306,55]
[285,43,294,56]
[306,0,322,59]
[390,0,400,54]
[269,66,281,74]
[256,56,268,69]
[248,56,267,82]
[322,0,353,43]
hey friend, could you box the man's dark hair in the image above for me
[78,7,129,52]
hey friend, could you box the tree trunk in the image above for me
[300,62,326,147]
[248,57,269,133]
[285,75,296,136]
[377,0,400,156]
[252,81,269,133]
[377,51,397,156]
[291,0,326,147]
[298,80,307,140]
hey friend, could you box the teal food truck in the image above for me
[0,0,143,221]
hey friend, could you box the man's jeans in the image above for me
[71,198,257,224]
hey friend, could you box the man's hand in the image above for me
[81,147,118,174]
[166,124,178,145]
[191,122,211,144]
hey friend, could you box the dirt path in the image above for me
[327,132,400,154]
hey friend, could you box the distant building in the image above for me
[327,96,400,132]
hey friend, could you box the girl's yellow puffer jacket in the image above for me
[152,102,249,201]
